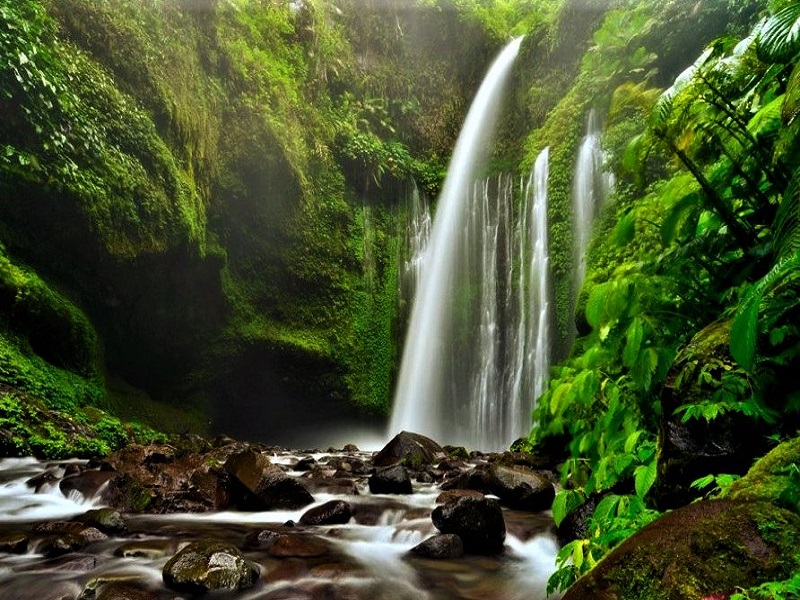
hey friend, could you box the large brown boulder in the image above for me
[373,431,444,467]
[562,500,800,600]
[224,449,314,510]
[368,465,413,494]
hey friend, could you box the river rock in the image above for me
[431,496,506,555]
[485,464,555,511]
[299,500,353,525]
[75,508,127,534]
[60,470,118,500]
[0,531,28,553]
[162,541,258,593]
[436,489,484,504]
[95,582,159,600]
[31,533,86,557]
[368,465,413,494]
[562,500,800,600]
[373,431,444,467]
[409,534,464,559]
[294,457,317,472]
[225,449,314,510]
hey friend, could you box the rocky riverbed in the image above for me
[0,432,560,599]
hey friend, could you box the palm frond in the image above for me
[774,167,800,260]
[783,61,800,124]
[756,3,800,63]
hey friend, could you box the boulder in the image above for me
[485,464,555,512]
[435,489,484,504]
[95,583,159,600]
[0,532,28,554]
[562,500,800,600]
[299,500,353,526]
[60,470,118,500]
[409,534,464,559]
[431,497,506,555]
[368,465,413,494]
[373,431,444,468]
[162,541,258,593]
[74,508,127,534]
[267,534,330,558]
[224,449,314,510]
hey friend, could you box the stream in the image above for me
[0,451,559,600]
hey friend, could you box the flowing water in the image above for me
[0,455,559,599]
[572,110,612,296]
[390,37,556,451]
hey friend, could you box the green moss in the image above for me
[724,437,800,514]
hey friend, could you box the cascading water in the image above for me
[389,37,524,449]
[572,109,612,294]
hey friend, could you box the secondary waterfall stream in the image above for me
[390,37,555,451]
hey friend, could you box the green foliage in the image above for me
[690,473,741,499]
[730,569,800,600]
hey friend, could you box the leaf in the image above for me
[586,282,612,329]
[757,3,800,64]
[634,460,657,498]
[782,60,800,124]
[623,317,645,369]
[690,474,716,490]
[624,430,643,454]
[551,489,586,527]
[549,382,573,415]
[661,191,700,246]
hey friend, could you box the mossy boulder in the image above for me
[723,436,800,514]
[562,500,800,600]
[162,541,258,593]
[373,431,445,468]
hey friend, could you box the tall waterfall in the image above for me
[572,110,611,293]
[389,36,559,450]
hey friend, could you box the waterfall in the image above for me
[572,109,611,294]
[398,185,431,303]
[389,37,524,449]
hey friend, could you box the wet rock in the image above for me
[436,489,484,504]
[409,534,464,559]
[300,477,360,496]
[60,470,118,499]
[299,500,353,525]
[343,444,360,453]
[439,464,494,492]
[75,508,127,534]
[114,539,177,559]
[368,465,413,494]
[0,531,28,553]
[556,494,597,546]
[26,468,60,492]
[431,497,506,555]
[294,457,316,472]
[0,580,81,600]
[373,431,444,468]
[267,534,330,558]
[162,540,259,593]
[95,582,159,600]
[562,500,800,600]
[99,474,158,513]
[225,449,314,510]
[245,529,282,549]
[485,464,554,512]
[33,521,108,542]
[32,534,86,557]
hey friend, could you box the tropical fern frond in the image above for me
[756,3,800,64]
[730,249,800,370]
[748,94,786,140]
[774,167,800,260]
[783,61,800,124]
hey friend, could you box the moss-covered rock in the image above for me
[562,500,800,600]
[723,436,800,514]
[162,541,258,593]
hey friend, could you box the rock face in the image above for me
[162,541,258,593]
[562,500,800,600]
[373,431,444,467]
[440,463,554,512]
[409,534,464,559]
[431,497,506,555]
[368,465,413,494]
[224,449,315,510]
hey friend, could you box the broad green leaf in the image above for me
[730,289,760,371]
[623,317,645,369]
[624,430,643,454]
[551,489,585,527]
[549,382,573,415]
[634,460,657,498]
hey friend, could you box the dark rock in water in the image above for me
[33,521,108,542]
[162,541,258,593]
[294,457,317,472]
[95,582,159,600]
[431,497,506,555]
[99,474,158,513]
[485,464,554,512]
[300,477,360,496]
[225,449,315,510]
[267,534,330,558]
[0,532,28,554]
[368,465,413,494]
[114,539,177,559]
[32,533,85,557]
[75,508,127,534]
[245,529,282,549]
[439,464,494,492]
[435,489,484,504]
[373,431,444,468]
[343,443,360,453]
[562,500,800,600]
[60,470,118,500]
[409,534,464,559]
[299,500,353,525]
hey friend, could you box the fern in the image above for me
[782,61,800,124]
[774,168,800,260]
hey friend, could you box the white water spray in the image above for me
[389,37,523,449]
